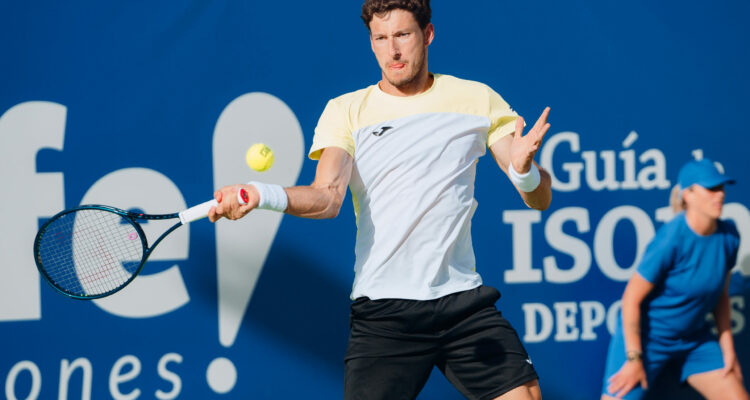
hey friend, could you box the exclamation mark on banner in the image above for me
[206,93,304,394]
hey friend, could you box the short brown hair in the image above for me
[361,0,431,30]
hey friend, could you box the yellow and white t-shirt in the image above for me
[310,73,518,300]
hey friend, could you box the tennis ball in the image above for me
[246,143,274,172]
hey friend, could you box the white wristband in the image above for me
[247,181,288,212]
[509,162,541,192]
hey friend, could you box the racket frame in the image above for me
[33,204,184,300]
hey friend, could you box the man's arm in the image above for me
[489,107,552,210]
[208,147,353,222]
[286,147,353,218]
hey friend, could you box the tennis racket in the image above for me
[33,188,251,300]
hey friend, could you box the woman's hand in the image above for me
[607,359,648,398]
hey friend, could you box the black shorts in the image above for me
[344,285,538,400]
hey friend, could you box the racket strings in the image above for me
[36,209,144,297]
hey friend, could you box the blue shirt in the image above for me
[637,213,740,340]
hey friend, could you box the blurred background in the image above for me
[1,1,749,398]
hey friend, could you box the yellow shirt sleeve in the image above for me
[309,99,356,160]
[486,87,519,147]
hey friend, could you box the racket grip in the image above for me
[178,199,218,224]
[238,188,249,205]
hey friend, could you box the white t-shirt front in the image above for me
[310,73,518,300]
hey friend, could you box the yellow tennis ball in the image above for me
[246,143,274,172]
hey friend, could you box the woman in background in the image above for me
[601,158,747,400]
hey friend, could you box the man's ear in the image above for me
[423,23,435,46]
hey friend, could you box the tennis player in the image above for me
[601,158,747,400]
[210,0,551,398]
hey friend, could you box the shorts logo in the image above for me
[372,126,393,137]
[526,358,533,365]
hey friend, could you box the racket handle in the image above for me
[178,199,218,224]
[238,188,249,205]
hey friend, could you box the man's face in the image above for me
[369,9,433,91]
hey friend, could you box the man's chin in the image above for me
[384,75,416,89]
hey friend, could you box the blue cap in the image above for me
[678,158,735,189]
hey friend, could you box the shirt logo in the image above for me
[372,126,393,137]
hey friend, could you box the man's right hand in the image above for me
[208,184,259,222]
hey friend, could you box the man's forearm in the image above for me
[284,184,346,219]
[283,147,353,219]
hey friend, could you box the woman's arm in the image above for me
[607,272,654,397]
[714,273,743,380]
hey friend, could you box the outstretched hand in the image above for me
[510,107,550,173]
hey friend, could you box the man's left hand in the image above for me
[510,107,550,173]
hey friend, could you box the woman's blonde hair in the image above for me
[669,184,686,213]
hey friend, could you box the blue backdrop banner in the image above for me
[2,1,749,399]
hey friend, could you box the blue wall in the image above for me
[2,1,749,399]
